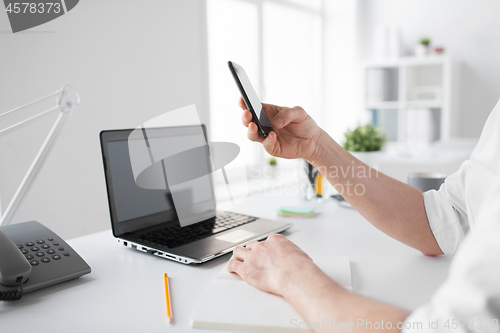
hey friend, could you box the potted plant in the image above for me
[342,123,386,167]
[415,37,431,56]
[266,156,278,178]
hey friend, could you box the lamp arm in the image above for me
[0,85,80,227]
[0,90,60,119]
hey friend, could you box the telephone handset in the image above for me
[0,221,91,301]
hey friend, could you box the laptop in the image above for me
[99,125,292,264]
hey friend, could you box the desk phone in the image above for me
[0,221,91,301]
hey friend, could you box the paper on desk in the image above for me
[191,256,352,333]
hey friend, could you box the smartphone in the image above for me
[228,61,272,137]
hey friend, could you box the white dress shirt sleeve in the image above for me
[403,175,500,333]
[423,161,471,255]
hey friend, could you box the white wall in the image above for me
[0,0,209,239]
[358,0,500,138]
[323,1,366,143]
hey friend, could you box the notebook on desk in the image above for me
[191,256,351,333]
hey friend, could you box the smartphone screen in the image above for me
[228,61,272,137]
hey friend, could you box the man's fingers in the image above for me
[247,122,265,143]
[245,241,259,250]
[232,246,248,261]
[272,106,308,129]
[226,258,243,274]
[261,103,283,119]
[238,97,247,110]
[262,131,278,155]
[267,233,286,242]
[242,110,252,127]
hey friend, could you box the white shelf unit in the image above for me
[361,56,458,144]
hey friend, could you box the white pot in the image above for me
[264,165,278,178]
[415,44,430,57]
[350,151,382,168]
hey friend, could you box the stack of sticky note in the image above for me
[277,206,316,218]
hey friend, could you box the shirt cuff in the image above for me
[423,190,465,255]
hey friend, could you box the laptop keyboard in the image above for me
[134,212,257,249]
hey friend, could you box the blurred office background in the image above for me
[1,0,499,238]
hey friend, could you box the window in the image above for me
[207,0,323,170]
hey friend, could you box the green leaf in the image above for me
[419,37,431,46]
[342,123,387,152]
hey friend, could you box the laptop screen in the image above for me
[100,125,216,237]
[107,139,176,223]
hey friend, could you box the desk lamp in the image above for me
[0,85,80,227]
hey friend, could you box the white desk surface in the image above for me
[0,192,452,332]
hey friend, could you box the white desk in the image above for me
[0,192,452,332]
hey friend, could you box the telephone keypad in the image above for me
[19,237,69,266]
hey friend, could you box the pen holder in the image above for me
[299,160,323,201]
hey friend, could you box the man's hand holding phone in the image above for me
[228,60,323,162]
[239,97,323,161]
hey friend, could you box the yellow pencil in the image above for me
[315,172,323,197]
[164,273,173,323]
